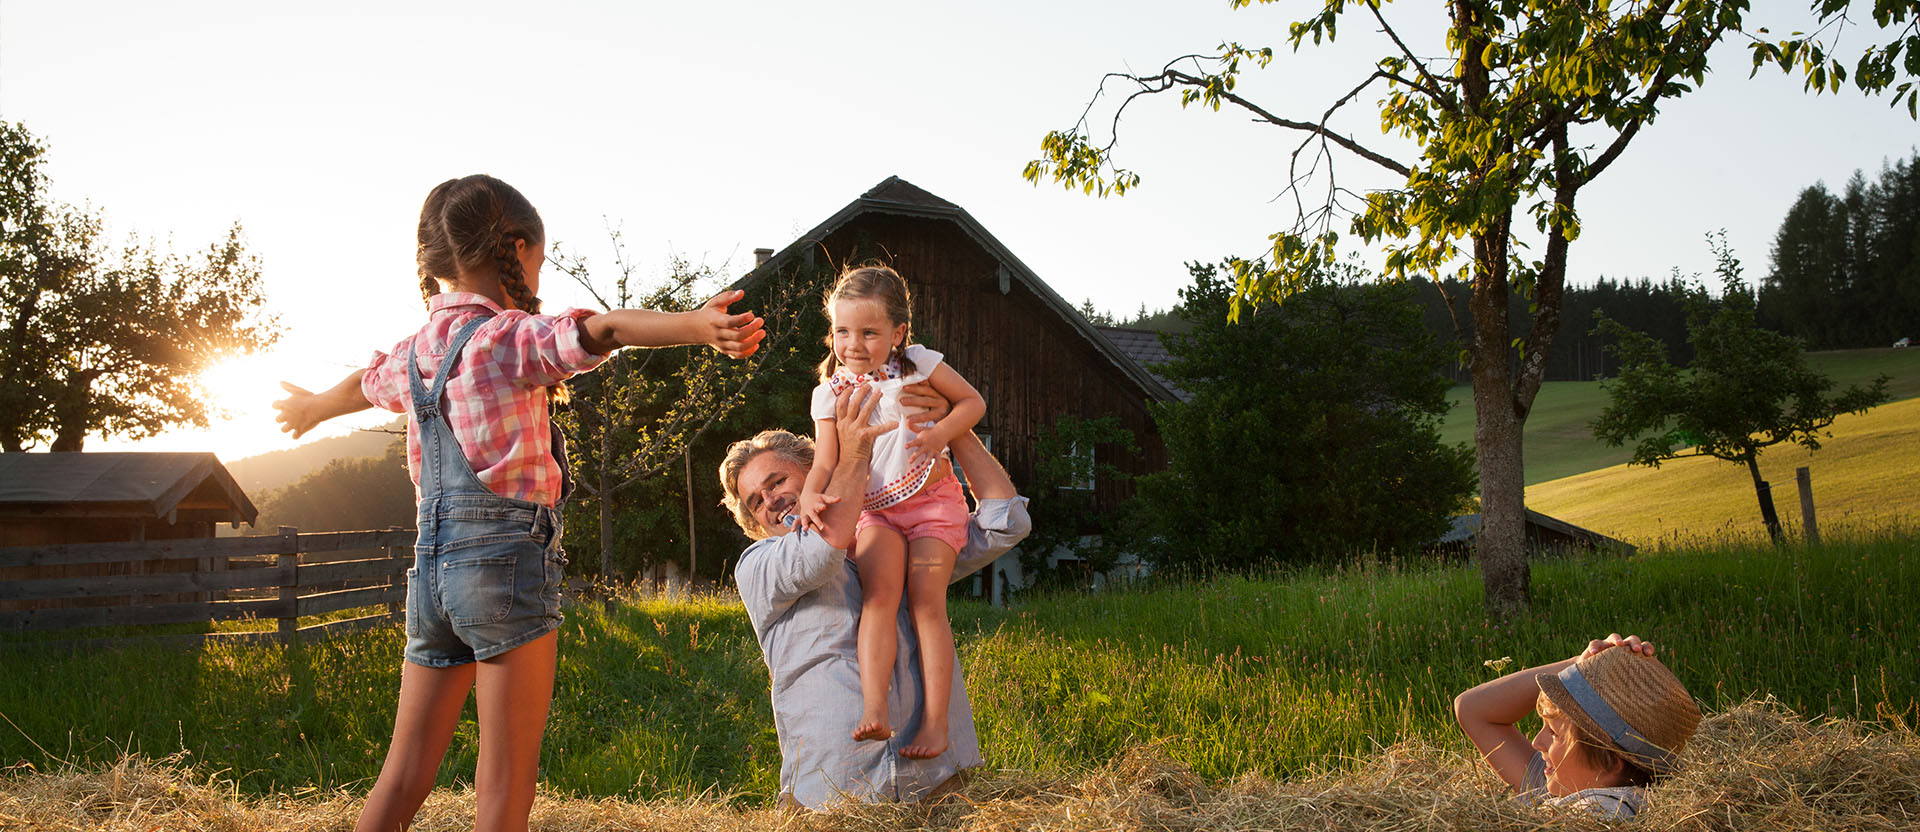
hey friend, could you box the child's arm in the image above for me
[1453,634,1654,790]
[273,371,372,440]
[579,289,766,357]
[903,364,984,468]
[797,418,839,531]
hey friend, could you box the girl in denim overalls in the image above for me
[272,175,764,832]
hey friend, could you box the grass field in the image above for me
[2,533,1912,803]
[1439,347,1920,484]
[1527,395,1920,546]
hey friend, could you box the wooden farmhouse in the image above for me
[0,452,258,611]
[733,177,1180,513]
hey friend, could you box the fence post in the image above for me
[386,526,405,624]
[1796,466,1821,546]
[277,526,298,645]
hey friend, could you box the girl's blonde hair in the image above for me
[1536,692,1653,786]
[818,264,915,381]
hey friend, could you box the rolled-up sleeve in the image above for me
[736,531,848,629]
[361,339,415,414]
[952,496,1030,583]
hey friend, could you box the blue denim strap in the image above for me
[407,316,490,420]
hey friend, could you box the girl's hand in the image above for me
[903,422,950,470]
[695,290,766,358]
[273,382,327,440]
[796,490,831,531]
[1581,633,1655,660]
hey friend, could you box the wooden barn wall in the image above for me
[814,213,1167,513]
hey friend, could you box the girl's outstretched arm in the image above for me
[579,289,765,357]
[1453,634,1654,790]
[904,364,984,468]
[797,418,839,532]
[274,371,372,440]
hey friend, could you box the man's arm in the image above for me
[948,430,1028,583]
[813,384,890,550]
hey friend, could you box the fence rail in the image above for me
[0,526,415,651]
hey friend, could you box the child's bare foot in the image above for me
[852,708,892,742]
[900,725,948,759]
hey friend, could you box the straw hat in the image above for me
[1536,647,1701,774]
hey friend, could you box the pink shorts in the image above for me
[855,473,969,555]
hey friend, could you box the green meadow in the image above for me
[1439,347,1920,484]
[2,534,1913,802]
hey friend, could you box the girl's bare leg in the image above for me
[900,536,957,759]
[355,661,477,832]
[472,629,559,832]
[853,525,907,741]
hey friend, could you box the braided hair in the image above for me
[418,174,567,403]
[818,263,916,381]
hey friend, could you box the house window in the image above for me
[1063,441,1095,491]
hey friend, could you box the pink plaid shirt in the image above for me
[362,293,607,506]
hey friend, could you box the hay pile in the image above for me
[3,700,1913,831]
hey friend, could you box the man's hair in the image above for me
[1536,691,1654,787]
[718,429,816,540]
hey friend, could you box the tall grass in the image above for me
[1,532,1912,804]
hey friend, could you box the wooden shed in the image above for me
[0,452,258,611]
[734,177,1179,509]
[1433,509,1636,557]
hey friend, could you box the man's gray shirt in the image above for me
[734,497,1030,808]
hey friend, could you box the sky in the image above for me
[2,0,1914,462]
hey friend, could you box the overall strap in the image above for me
[408,316,491,419]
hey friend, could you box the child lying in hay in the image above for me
[1455,632,1701,819]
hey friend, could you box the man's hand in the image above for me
[898,381,951,430]
[834,384,892,462]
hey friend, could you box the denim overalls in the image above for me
[403,316,570,667]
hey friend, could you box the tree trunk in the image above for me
[598,423,616,583]
[1745,454,1785,542]
[1469,231,1531,618]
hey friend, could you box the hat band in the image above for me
[1557,664,1677,771]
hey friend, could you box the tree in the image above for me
[1592,235,1889,541]
[1,122,277,452]
[1129,262,1475,571]
[1027,1,1917,616]
[549,233,810,584]
[257,439,415,533]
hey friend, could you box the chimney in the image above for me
[754,248,774,267]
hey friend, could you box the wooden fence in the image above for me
[0,526,414,651]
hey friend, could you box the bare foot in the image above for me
[899,725,948,759]
[852,708,892,742]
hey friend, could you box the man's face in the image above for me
[736,451,806,537]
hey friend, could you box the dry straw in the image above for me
[3,700,1914,831]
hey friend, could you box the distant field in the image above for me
[1440,347,1920,485]
[1527,395,1920,547]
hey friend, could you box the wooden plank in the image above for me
[298,557,407,587]
[296,612,395,642]
[0,566,291,602]
[0,597,286,631]
[0,628,281,653]
[297,584,399,618]
[296,530,416,554]
[0,534,291,569]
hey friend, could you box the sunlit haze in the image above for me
[3,0,1912,462]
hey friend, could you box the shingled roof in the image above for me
[0,453,258,526]
[1096,326,1190,402]
[732,176,1181,405]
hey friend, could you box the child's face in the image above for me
[514,237,544,300]
[1533,712,1610,796]
[831,296,905,376]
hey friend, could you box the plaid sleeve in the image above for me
[360,338,415,414]
[483,308,608,389]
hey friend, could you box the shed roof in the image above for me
[1437,508,1635,554]
[1096,326,1191,402]
[731,176,1181,405]
[0,453,258,525]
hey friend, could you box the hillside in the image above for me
[1527,395,1920,546]
[224,418,404,496]
[1439,347,1920,485]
